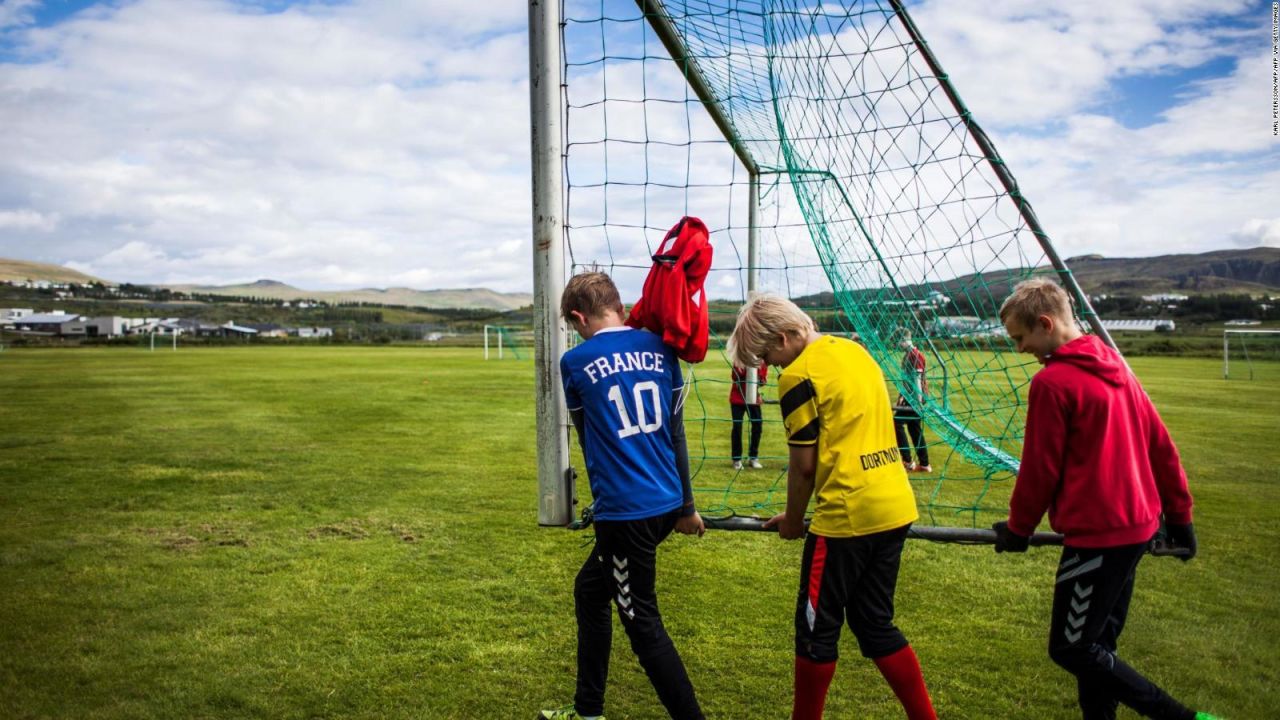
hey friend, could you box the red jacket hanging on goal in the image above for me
[626,216,713,363]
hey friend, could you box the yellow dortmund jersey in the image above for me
[777,335,918,537]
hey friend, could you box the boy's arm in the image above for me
[670,384,705,536]
[1007,377,1068,537]
[561,355,586,445]
[764,444,815,539]
[766,370,819,539]
[1145,399,1193,524]
[569,407,586,447]
[670,386,696,517]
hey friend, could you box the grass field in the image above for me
[1,347,1277,719]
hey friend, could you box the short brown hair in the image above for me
[726,293,815,368]
[561,271,624,323]
[999,278,1073,330]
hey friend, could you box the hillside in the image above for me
[1064,247,1280,295]
[794,247,1280,307]
[160,279,532,312]
[0,258,107,285]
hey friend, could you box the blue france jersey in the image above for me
[560,327,684,521]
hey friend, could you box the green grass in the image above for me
[0,347,1276,719]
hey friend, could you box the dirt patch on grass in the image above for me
[389,523,418,543]
[138,524,251,550]
[305,520,421,542]
[307,521,370,540]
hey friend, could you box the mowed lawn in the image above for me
[0,346,1276,719]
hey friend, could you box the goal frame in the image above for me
[1223,328,1280,379]
[528,0,1121,529]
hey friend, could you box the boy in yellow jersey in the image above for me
[728,294,936,720]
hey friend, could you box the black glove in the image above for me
[1164,522,1197,561]
[992,520,1030,553]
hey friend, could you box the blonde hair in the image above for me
[726,293,816,368]
[561,272,624,323]
[999,278,1074,330]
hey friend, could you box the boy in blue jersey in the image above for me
[541,272,706,720]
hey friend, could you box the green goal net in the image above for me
[557,0,1110,529]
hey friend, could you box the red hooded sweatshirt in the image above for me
[1008,334,1194,548]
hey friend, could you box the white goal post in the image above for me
[1223,329,1280,379]
[483,325,505,360]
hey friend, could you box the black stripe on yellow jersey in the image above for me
[780,378,819,445]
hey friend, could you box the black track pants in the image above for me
[573,511,704,720]
[893,409,929,467]
[794,525,911,662]
[730,403,763,461]
[1048,542,1194,720]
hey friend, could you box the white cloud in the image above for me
[0,208,57,231]
[0,0,532,289]
[0,0,38,31]
[894,1,1279,261]
[910,0,1255,126]
[1233,219,1280,248]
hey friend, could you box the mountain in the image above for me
[0,259,531,311]
[1062,247,1280,295]
[0,258,108,285]
[161,280,532,312]
[793,247,1279,308]
[949,247,1280,299]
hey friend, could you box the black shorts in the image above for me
[794,524,911,662]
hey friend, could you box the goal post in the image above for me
[483,325,521,360]
[533,0,1125,534]
[1224,329,1280,380]
[529,0,573,526]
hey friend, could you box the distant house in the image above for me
[245,323,290,338]
[221,322,258,338]
[129,319,185,336]
[82,316,140,338]
[295,326,333,338]
[169,319,224,337]
[14,312,85,336]
[0,308,34,325]
[0,308,34,329]
[1100,319,1176,332]
[928,316,1005,338]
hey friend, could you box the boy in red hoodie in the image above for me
[993,278,1218,720]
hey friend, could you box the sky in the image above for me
[0,0,1276,293]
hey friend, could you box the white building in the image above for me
[0,308,34,324]
[15,312,86,335]
[1099,319,1176,332]
[129,319,185,335]
[82,316,144,338]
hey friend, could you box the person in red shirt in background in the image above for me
[729,364,769,470]
[993,278,1220,720]
[893,331,931,473]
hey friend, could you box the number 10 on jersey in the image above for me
[607,381,663,438]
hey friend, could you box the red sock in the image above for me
[872,645,937,720]
[792,656,837,720]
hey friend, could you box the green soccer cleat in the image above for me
[1195,713,1224,720]
[539,707,605,720]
